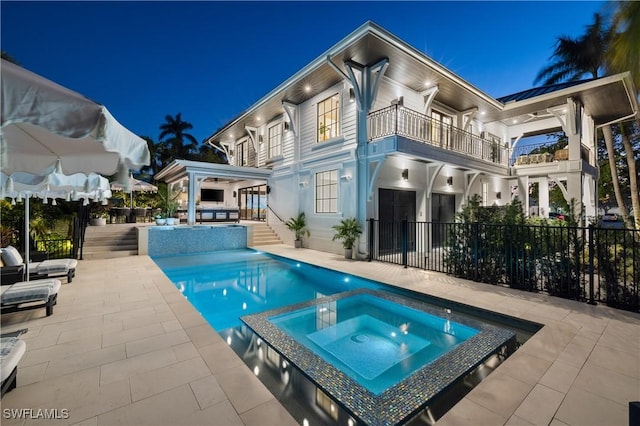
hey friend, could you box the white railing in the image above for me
[367,105,509,166]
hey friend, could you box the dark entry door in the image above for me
[378,188,416,252]
[431,193,455,247]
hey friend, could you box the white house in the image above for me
[155,21,639,258]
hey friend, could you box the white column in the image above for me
[538,179,549,218]
[187,172,197,225]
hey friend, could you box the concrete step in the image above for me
[82,249,138,260]
[82,224,141,259]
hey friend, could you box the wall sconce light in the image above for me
[391,96,404,106]
[446,176,453,186]
[340,173,352,181]
[233,191,237,198]
[401,169,409,181]
[496,191,501,199]
[349,88,355,103]
[299,180,308,188]
[266,186,271,194]
[283,122,290,132]
[258,135,263,143]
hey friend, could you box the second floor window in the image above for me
[267,122,282,159]
[317,94,340,142]
[315,169,337,213]
[236,140,248,166]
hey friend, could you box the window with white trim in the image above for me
[317,94,340,142]
[236,139,248,167]
[267,122,282,159]
[315,170,337,213]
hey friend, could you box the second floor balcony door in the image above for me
[431,111,452,148]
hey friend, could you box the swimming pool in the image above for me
[153,249,385,330]
[153,248,537,425]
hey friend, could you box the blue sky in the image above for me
[1,1,606,144]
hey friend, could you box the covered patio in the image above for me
[154,160,272,225]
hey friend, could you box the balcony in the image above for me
[511,143,591,166]
[367,105,509,166]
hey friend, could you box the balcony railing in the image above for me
[367,105,509,166]
[511,142,591,166]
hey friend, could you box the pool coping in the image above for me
[241,288,517,425]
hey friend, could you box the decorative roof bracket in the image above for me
[282,101,298,137]
[421,85,439,116]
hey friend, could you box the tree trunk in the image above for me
[621,123,640,229]
[602,125,630,222]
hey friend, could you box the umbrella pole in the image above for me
[25,195,30,282]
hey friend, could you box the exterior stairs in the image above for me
[250,222,283,246]
[81,223,141,259]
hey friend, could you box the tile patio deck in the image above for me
[1,244,638,426]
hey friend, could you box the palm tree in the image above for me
[159,113,199,161]
[607,1,640,229]
[535,12,638,228]
[534,13,609,85]
[607,1,640,89]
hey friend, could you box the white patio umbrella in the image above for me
[1,59,150,180]
[1,59,150,275]
[1,170,111,281]
[110,174,158,207]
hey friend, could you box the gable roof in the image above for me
[205,22,638,145]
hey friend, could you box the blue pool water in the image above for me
[152,249,384,330]
[153,248,527,425]
[270,293,479,394]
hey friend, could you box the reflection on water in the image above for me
[156,249,382,330]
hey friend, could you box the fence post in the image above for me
[588,224,597,305]
[368,219,374,262]
[472,222,479,281]
[402,218,408,268]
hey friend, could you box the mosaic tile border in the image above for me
[241,288,516,426]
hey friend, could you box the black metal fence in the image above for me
[33,214,88,260]
[368,219,640,312]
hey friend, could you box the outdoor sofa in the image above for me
[0,246,77,284]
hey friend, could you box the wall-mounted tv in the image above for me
[201,188,224,202]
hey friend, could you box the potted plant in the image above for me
[154,214,167,226]
[157,184,181,225]
[89,204,108,226]
[285,212,310,248]
[332,217,362,259]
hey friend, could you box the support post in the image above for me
[588,224,597,305]
[402,219,408,269]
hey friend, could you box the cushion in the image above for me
[1,246,23,267]
[1,286,52,305]
[0,279,61,305]
[0,337,26,382]
[32,259,77,275]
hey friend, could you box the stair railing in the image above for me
[266,204,285,223]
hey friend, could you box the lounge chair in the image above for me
[0,246,77,283]
[0,336,27,398]
[1,278,61,317]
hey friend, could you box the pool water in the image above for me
[153,249,384,330]
[153,249,536,425]
[270,293,479,394]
